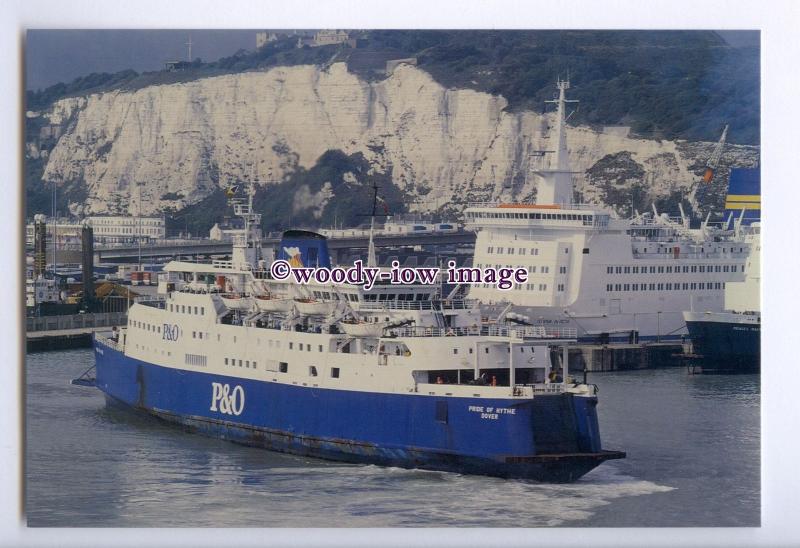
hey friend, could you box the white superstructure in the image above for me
[118,185,584,401]
[465,80,750,341]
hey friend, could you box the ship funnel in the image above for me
[278,230,332,268]
[724,167,760,226]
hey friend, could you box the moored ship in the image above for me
[683,221,760,373]
[87,189,624,482]
[464,80,752,343]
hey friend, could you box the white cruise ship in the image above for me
[464,80,751,342]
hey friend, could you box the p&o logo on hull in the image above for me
[210,382,245,416]
[162,323,180,341]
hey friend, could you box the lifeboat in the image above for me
[294,298,335,316]
[254,294,292,313]
[220,293,254,311]
[339,320,388,337]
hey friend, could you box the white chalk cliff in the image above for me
[36,62,758,216]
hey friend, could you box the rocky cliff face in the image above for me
[34,62,759,217]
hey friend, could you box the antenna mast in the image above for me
[186,33,193,62]
[533,78,579,205]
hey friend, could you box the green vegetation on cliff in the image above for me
[26,30,759,144]
[165,150,407,236]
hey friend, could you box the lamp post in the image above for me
[657,311,662,343]
[137,181,144,272]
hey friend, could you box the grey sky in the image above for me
[25,29,263,90]
[25,29,758,92]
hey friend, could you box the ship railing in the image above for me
[95,332,123,352]
[211,259,249,270]
[391,325,576,339]
[135,295,167,309]
[465,201,602,211]
[358,299,477,311]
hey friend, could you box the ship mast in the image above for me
[230,181,262,270]
[534,78,579,206]
[367,183,378,268]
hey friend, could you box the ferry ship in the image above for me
[464,80,752,343]
[88,189,624,482]
[683,220,760,373]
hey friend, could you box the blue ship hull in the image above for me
[93,339,624,482]
[685,318,760,373]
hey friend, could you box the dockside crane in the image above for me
[703,124,728,183]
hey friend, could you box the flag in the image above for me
[376,195,389,215]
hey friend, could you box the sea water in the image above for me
[25,349,759,527]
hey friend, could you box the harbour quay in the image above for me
[26,311,128,352]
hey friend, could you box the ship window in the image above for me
[279,362,288,373]
[331,367,340,378]
[309,366,318,377]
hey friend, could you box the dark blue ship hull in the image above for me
[685,317,760,373]
[93,338,624,482]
